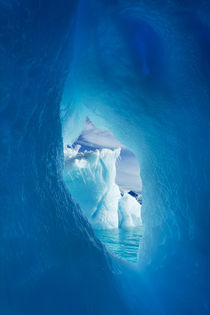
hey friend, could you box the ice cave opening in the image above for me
[63,118,144,263]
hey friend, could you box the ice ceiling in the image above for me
[1,1,210,315]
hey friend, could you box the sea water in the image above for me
[95,226,144,263]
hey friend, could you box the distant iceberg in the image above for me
[64,146,142,229]
[119,193,142,228]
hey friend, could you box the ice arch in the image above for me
[0,1,209,315]
[61,0,210,313]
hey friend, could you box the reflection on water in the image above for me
[95,226,144,263]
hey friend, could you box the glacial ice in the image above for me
[1,1,209,314]
[118,193,142,228]
[64,146,142,229]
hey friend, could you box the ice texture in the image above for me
[64,146,142,229]
[1,1,210,315]
[118,193,142,228]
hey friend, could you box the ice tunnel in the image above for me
[0,1,210,315]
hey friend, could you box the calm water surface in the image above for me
[95,226,144,263]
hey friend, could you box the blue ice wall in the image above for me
[62,0,210,314]
[1,1,210,315]
[0,2,132,314]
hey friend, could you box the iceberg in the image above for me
[118,193,142,228]
[64,146,142,229]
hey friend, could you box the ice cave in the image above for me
[0,1,210,315]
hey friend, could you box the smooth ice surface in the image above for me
[64,146,142,229]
